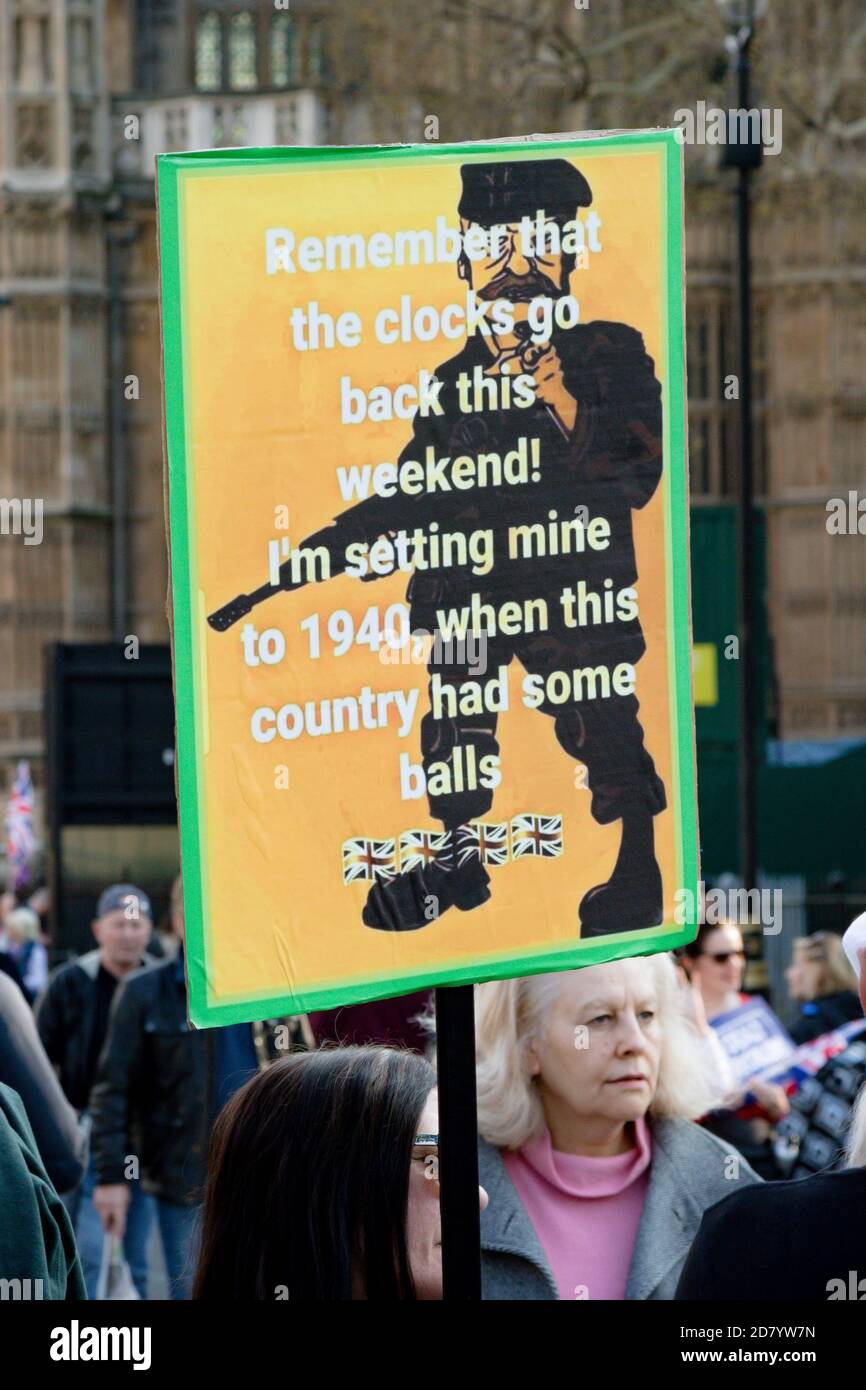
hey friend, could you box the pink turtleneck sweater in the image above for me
[503,1118,652,1300]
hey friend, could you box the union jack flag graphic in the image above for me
[342,837,397,885]
[457,821,509,868]
[511,813,563,859]
[399,828,451,873]
[4,761,35,888]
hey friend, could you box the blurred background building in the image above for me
[0,0,863,944]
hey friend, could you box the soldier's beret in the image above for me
[458,158,592,226]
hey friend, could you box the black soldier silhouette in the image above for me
[208,158,667,938]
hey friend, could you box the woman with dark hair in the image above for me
[194,1045,478,1300]
[681,921,789,1178]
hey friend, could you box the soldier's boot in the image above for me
[579,814,663,938]
[362,830,491,932]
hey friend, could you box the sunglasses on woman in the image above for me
[702,949,746,964]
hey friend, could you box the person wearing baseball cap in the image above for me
[36,881,158,1298]
[88,874,300,1299]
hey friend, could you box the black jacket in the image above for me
[789,991,863,1045]
[88,957,293,1205]
[35,948,157,1112]
[772,1024,866,1179]
[675,1166,866,1300]
[0,950,26,996]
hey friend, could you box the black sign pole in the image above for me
[435,983,481,1301]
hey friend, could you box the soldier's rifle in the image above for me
[206,491,396,632]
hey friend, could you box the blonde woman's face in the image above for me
[529,960,662,1125]
[786,952,821,1001]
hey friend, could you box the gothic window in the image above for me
[307,17,327,81]
[15,102,53,168]
[228,12,257,91]
[195,12,222,91]
[71,104,95,172]
[270,13,297,87]
[69,18,94,93]
[275,101,297,144]
[13,14,52,89]
[212,103,247,148]
[687,296,737,500]
[164,106,190,151]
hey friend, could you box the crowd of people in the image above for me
[1,878,865,1301]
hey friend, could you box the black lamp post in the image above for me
[717,0,766,894]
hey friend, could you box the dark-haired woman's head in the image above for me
[193,1046,439,1300]
[680,921,746,1014]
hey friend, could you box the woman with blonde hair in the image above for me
[785,931,861,1044]
[5,906,48,1003]
[476,952,761,1300]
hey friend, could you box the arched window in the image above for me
[228,11,257,91]
[194,12,222,92]
[270,13,297,88]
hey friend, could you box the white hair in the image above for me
[5,906,40,943]
[475,953,724,1150]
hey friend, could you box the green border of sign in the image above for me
[157,131,697,1027]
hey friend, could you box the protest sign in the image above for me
[158,132,697,1026]
[710,996,795,1088]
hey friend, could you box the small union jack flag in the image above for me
[4,761,35,889]
[342,837,397,885]
[511,813,563,860]
[457,821,509,868]
[399,828,451,873]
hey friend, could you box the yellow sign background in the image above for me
[176,144,682,1012]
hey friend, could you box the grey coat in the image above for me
[479,1117,761,1300]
